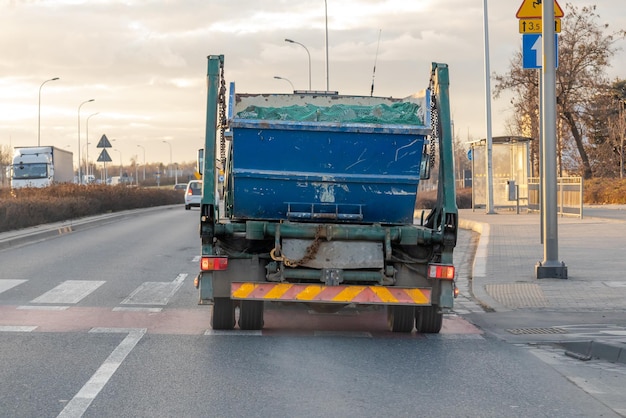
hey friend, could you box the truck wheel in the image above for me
[417,306,442,333]
[238,300,264,330]
[185,205,190,210]
[211,298,235,330]
[387,305,415,333]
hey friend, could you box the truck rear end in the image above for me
[197,55,457,333]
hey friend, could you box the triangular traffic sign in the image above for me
[97,149,112,162]
[96,134,112,148]
[516,0,564,19]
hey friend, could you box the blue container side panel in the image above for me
[230,124,425,224]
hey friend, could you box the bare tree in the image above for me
[494,4,625,179]
[0,144,13,187]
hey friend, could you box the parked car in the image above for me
[173,183,187,190]
[184,180,202,210]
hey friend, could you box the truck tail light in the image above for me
[427,264,455,280]
[201,256,228,271]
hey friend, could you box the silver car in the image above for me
[184,180,202,210]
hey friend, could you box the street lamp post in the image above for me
[38,77,59,147]
[137,145,146,181]
[324,0,329,91]
[114,149,122,178]
[78,99,95,184]
[162,140,172,179]
[273,76,295,91]
[82,142,91,180]
[86,112,99,178]
[285,39,311,90]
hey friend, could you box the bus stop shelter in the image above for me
[470,136,532,210]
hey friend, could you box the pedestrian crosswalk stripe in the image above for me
[31,280,105,305]
[0,279,27,295]
[121,274,187,306]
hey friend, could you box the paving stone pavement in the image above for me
[456,206,626,364]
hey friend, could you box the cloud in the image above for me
[1,0,625,165]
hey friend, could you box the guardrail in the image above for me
[528,176,583,218]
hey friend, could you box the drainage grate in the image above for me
[506,327,567,335]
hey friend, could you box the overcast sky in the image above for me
[1,0,625,168]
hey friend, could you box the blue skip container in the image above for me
[228,92,431,225]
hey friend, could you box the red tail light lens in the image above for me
[427,264,455,280]
[201,257,228,271]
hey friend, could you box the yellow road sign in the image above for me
[519,18,561,34]
[516,0,564,19]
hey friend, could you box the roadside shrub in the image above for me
[584,178,626,204]
[416,187,472,210]
[0,184,182,233]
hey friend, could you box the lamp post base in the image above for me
[535,261,568,279]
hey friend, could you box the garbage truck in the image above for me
[195,54,458,333]
[11,146,74,188]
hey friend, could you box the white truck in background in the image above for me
[11,146,74,188]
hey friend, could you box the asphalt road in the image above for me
[0,206,624,417]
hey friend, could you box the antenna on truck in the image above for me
[370,29,382,97]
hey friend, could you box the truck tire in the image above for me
[417,306,443,333]
[238,300,264,330]
[387,305,415,333]
[212,298,235,330]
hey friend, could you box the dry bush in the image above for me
[584,178,626,204]
[416,187,473,210]
[0,184,182,233]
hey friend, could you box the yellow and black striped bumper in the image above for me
[231,282,432,305]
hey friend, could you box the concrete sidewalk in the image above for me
[459,206,626,364]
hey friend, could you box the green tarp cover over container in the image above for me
[235,102,424,125]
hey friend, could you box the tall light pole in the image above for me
[162,140,172,178]
[78,99,95,184]
[482,0,495,214]
[137,144,146,181]
[38,77,59,147]
[81,142,91,182]
[324,0,329,91]
[273,76,295,91]
[86,112,99,178]
[114,149,122,178]
[285,39,311,90]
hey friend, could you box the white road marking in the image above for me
[17,305,69,311]
[57,328,146,418]
[0,279,27,294]
[205,329,262,336]
[112,307,162,313]
[599,330,626,336]
[0,325,37,332]
[121,273,187,306]
[31,280,105,305]
[191,255,200,262]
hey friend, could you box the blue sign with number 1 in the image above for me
[522,34,558,69]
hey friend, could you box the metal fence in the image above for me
[528,176,584,218]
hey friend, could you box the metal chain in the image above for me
[429,82,438,170]
[270,225,325,267]
[218,61,227,167]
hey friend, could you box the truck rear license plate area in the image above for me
[231,282,431,305]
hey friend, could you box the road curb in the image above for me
[458,218,509,313]
[557,340,626,365]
